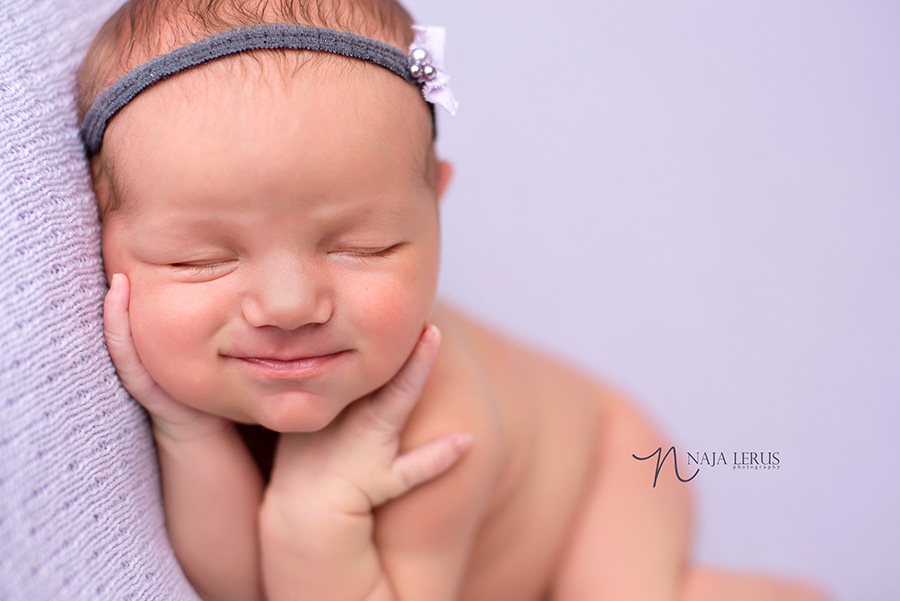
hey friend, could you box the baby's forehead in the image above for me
[100,50,437,210]
[108,51,432,147]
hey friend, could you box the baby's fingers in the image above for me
[389,432,473,499]
[103,274,157,398]
[368,325,441,432]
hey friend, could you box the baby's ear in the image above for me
[436,160,454,201]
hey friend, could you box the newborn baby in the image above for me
[78,0,828,599]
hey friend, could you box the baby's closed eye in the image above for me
[169,258,239,280]
[328,243,407,263]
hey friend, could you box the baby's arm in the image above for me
[258,326,475,601]
[550,387,694,601]
[104,275,265,601]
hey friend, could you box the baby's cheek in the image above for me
[128,283,226,403]
[353,269,436,374]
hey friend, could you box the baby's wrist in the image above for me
[149,412,233,446]
[264,470,373,518]
[259,488,375,557]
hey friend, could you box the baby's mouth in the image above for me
[225,351,350,379]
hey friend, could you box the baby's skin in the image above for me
[106,275,473,599]
[92,22,827,601]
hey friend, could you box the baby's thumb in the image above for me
[103,274,132,356]
[369,325,441,433]
[103,274,154,394]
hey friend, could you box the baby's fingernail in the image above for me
[424,324,441,344]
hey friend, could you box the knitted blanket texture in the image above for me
[0,1,199,599]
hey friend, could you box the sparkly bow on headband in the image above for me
[80,24,458,154]
[408,26,458,117]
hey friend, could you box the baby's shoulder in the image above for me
[426,302,612,468]
[430,302,609,416]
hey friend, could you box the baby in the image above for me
[77,1,827,600]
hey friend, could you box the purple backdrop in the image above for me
[410,1,900,600]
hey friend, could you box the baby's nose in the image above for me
[241,258,333,330]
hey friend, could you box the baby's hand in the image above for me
[104,274,230,442]
[266,326,472,515]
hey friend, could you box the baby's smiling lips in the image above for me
[223,350,350,379]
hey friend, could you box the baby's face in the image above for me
[99,58,444,432]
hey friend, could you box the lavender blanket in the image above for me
[0,1,198,598]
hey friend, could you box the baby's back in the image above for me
[426,302,603,599]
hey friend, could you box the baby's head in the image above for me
[78,0,454,432]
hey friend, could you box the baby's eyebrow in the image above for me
[129,201,416,239]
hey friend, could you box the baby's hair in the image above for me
[77,0,416,122]
[77,0,431,217]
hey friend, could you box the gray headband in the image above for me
[80,24,425,155]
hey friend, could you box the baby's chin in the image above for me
[207,386,374,434]
[242,410,340,434]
